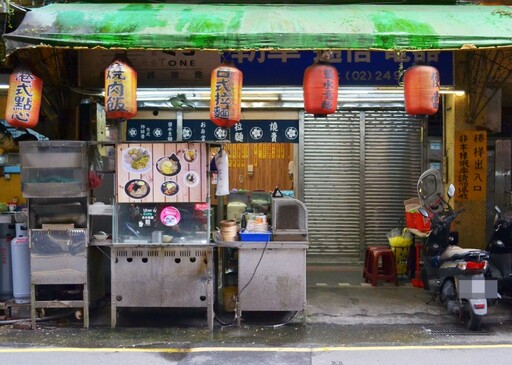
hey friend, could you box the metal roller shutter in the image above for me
[363,111,423,250]
[304,112,362,264]
[304,109,423,265]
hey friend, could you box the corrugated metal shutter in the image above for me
[304,112,362,264]
[363,111,422,249]
[304,109,423,265]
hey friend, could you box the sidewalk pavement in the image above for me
[1,265,511,349]
[305,265,512,326]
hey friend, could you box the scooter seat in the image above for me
[440,245,485,261]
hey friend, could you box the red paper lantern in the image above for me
[105,55,137,120]
[5,66,43,129]
[404,65,440,115]
[303,61,339,116]
[210,61,243,128]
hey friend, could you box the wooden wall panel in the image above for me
[212,143,294,196]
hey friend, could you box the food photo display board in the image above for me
[116,143,208,203]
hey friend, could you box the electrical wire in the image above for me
[214,234,270,327]
[237,236,269,298]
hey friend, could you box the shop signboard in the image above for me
[80,50,454,87]
[126,119,300,143]
[230,50,454,87]
[116,142,207,203]
[454,131,487,201]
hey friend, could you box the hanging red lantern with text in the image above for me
[209,61,243,128]
[404,65,440,115]
[5,66,43,129]
[303,61,339,116]
[105,55,137,120]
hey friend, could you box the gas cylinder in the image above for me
[10,234,30,304]
[0,224,14,300]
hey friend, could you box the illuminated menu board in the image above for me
[116,142,208,203]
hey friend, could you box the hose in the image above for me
[0,309,76,326]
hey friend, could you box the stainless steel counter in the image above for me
[217,238,308,324]
[109,243,214,330]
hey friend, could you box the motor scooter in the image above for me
[486,205,512,297]
[417,169,496,330]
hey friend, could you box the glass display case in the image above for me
[114,202,209,244]
[20,141,88,197]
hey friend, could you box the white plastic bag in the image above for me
[215,148,230,196]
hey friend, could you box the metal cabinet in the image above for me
[110,244,214,329]
[218,241,308,324]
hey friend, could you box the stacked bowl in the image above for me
[220,219,238,241]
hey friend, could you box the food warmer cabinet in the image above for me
[111,142,214,329]
[19,141,104,329]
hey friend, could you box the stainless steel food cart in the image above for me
[19,141,104,329]
[110,142,214,329]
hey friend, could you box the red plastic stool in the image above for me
[363,246,398,287]
[363,246,389,280]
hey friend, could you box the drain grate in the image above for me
[422,324,493,336]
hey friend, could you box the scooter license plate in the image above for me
[458,278,498,299]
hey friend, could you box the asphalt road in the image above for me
[1,342,512,365]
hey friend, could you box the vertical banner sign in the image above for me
[455,131,487,201]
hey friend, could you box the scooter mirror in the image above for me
[418,207,429,218]
[447,184,455,199]
[495,205,502,214]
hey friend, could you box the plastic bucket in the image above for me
[388,232,413,275]
[390,245,411,275]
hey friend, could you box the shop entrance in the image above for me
[303,109,424,265]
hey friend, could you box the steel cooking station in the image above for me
[18,140,309,330]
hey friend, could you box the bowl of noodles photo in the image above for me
[124,179,151,199]
[161,181,179,197]
[156,154,181,176]
[122,147,152,174]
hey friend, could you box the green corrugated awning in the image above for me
[3,3,512,57]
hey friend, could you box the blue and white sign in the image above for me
[81,50,454,87]
[229,50,454,87]
[125,119,299,143]
[126,119,177,141]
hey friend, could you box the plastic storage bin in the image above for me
[239,230,272,242]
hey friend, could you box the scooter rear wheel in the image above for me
[439,279,456,304]
[466,309,482,331]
